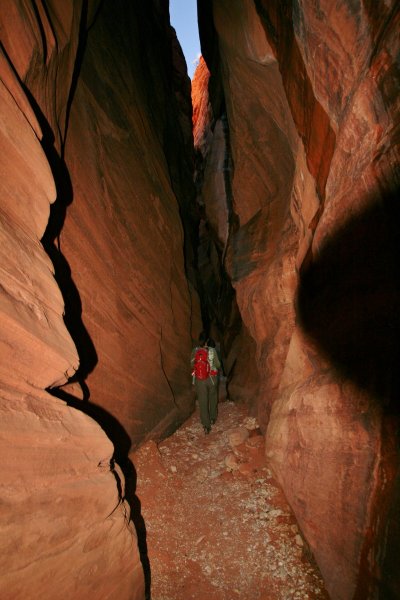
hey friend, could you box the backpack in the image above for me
[193,347,210,380]
[208,348,218,376]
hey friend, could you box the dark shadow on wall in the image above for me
[17,0,97,384]
[48,387,152,600]
[296,185,400,599]
[27,88,152,600]
[297,187,400,411]
[19,21,151,596]
[15,4,151,595]
[30,102,151,594]
[23,87,99,386]
[119,455,152,600]
[37,120,151,591]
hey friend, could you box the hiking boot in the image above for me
[204,426,211,435]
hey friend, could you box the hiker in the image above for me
[191,332,221,434]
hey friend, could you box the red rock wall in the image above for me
[0,4,144,597]
[57,0,200,447]
[196,0,400,597]
[0,0,199,597]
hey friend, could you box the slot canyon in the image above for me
[0,0,399,599]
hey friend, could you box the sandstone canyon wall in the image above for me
[52,0,200,447]
[0,1,200,597]
[195,0,399,598]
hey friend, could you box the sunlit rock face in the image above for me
[0,5,143,598]
[0,1,199,597]
[196,0,400,597]
[55,1,199,446]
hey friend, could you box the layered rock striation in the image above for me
[53,0,200,446]
[1,1,200,597]
[195,0,400,598]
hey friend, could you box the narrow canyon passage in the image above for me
[0,2,399,600]
[133,401,329,600]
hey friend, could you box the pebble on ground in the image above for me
[132,402,330,600]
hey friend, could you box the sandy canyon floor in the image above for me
[132,401,329,600]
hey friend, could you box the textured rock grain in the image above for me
[196,0,400,597]
[0,1,199,597]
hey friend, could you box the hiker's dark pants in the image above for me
[195,376,218,427]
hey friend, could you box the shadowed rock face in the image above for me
[0,1,199,597]
[196,0,399,598]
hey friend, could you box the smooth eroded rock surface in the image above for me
[196,0,400,597]
[1,1,199,597]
